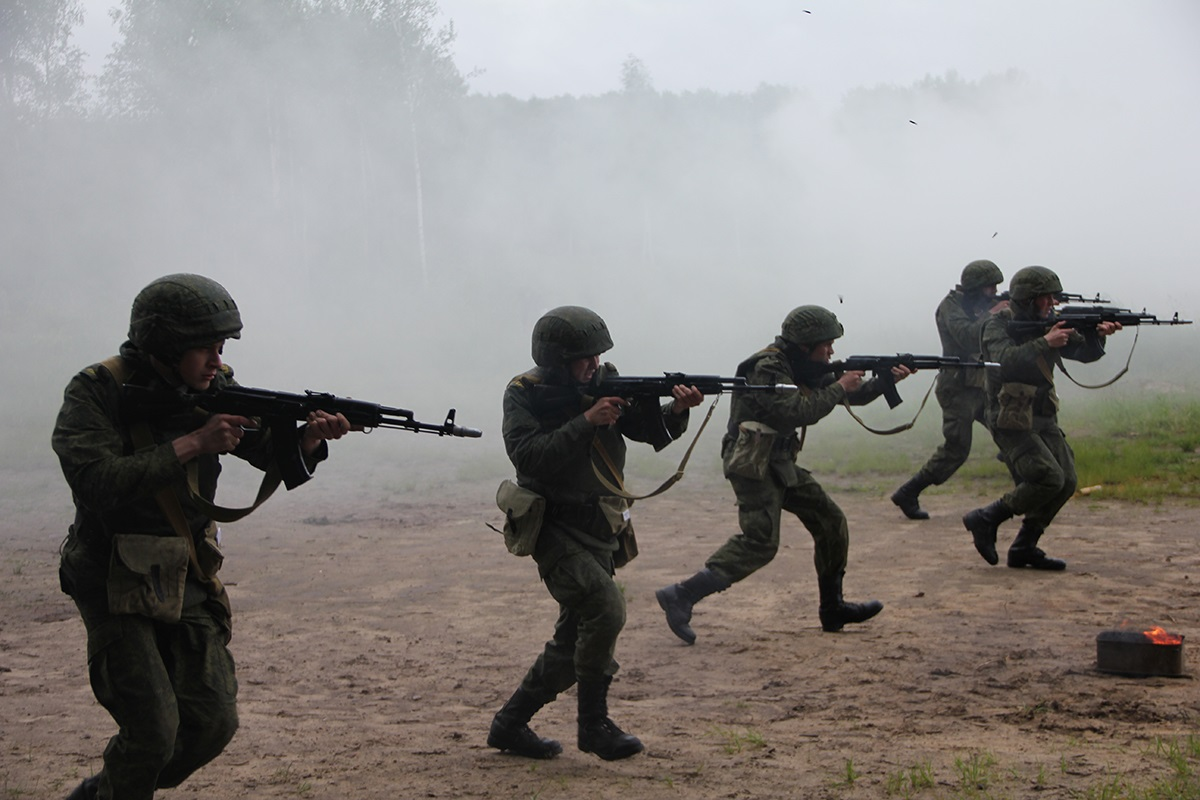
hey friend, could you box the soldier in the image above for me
[655,305,911,645]
[962,266,1121,570]
[54,274,354,800]
[487,306,703,761]
[891,260,1008,519]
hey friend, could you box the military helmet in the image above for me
[1008,266,1063,304]
[780,305,843,348]
[531,305,613,367]
[960,259,1003,293]
[128,273,242,361]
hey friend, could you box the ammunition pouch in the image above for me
[995,382,1038,431]
[723,421,779,480]
[495,480,546,557]
[106,534,189,622]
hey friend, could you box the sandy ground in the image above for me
[2,460,1197,800]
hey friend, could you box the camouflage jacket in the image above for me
[501,362,689,508]
[935,289,992,392]
[725,340,889,442]
[981,309,1107,426]
[52,342,324,596]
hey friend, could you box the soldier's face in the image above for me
[568,354,601,384]
[807,340,835,363]
[1034,294,1058,319]
[177,341,225,391]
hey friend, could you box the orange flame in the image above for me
[1144,626,1183,645]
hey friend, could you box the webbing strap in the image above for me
[839,375,937,435]
[1056,327,1138,390]
[129,420,231,617]
[589,395,721,501]
[102,356,283,521]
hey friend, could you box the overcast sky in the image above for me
[76,0,1200,108]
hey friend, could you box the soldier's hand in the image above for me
[989,299,1010,314]
[837,370,865,392]
[584,396,628,426]
[669,385,704,414]
[891,365,914,383]
[1096,320,1123,337]
[175,413,254,461]
[301,410,352,454]
[1044,321,1072,348]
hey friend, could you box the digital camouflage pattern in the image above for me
[53,342,325,800]
[128,273,242,362]
[980,304,1107,528]
[705,342,888,581]
[530,305,613,367]
[779,305,844,349]
[502,361,688,686]
[910,285,997,485]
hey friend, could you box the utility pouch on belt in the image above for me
[723,420,778,480]
[597,496,638,567]
[107,534,189,622]
[195,523,225,578]
[996,382,1038,431]
[495,479,545,557]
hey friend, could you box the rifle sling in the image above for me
[839,374,937,435]
[1053,326,1138,390]
[589,394,721,501]
[102,355,285,523]
[129,420,232,619]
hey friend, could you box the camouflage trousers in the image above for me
[72,596,238,800]
[706,468,849,584]
[915,386,990,485]
[518,520,624,701]
[993,422,1077,529]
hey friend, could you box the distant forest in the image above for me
[2,0,1034,311]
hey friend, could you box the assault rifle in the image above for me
[532,373,797,413]
[803,355,999,409]
[1006,305,1193,337]
[125,384,481,489]
[994,291,1110,304]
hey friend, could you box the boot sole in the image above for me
[655,589,697,645]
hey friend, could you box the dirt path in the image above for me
[2,465,1197,799]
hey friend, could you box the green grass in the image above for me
[745,391,1200,505]
[1065,395,1200,503]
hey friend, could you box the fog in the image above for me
[4,0,1198,482]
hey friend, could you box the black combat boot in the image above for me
[890,475,932,520]
[577,677,644,761]
[1006,523,1066,571]
[817,572,883,633]
[962,500,1013,565]
[655,568,732,645]
[65,775,99,800]
[487,687,562,759]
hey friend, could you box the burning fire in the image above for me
[1143,626,1183,645]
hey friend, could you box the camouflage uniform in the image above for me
[502,362,687,691]
[963,266,1109,569]
[706,345,888,581]
[488,305,692,763]
[913,289,994,484]
[54,276,327,800]
[656,306,889,643]
[981,310,1105,528]
[892,260,1004,519]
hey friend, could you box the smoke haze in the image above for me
[4,0,1198,478]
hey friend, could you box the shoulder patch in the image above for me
[509,370,543,390]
